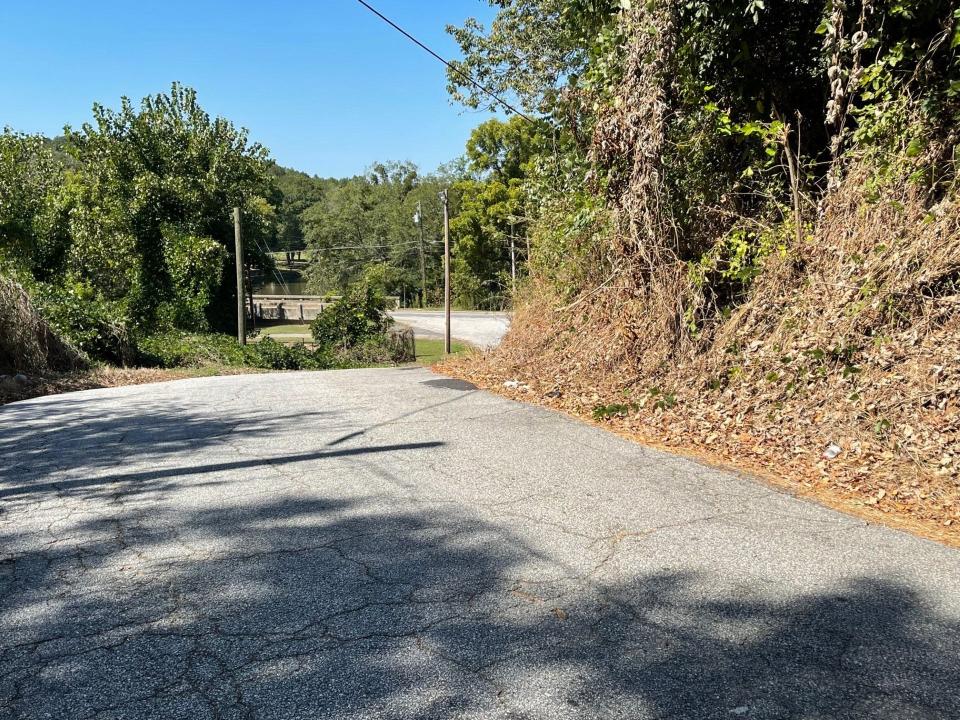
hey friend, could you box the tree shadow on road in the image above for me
[2,488,958,719]
[0,442,444,500]
[0,380,477,503]
[0,392,356,501]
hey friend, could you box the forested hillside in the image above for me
[442,0,960,537]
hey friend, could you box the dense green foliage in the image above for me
[138,332,333,371]
[1,84,284,365]
[445,0,623,114]
[271,165,327,252]
[32,281,135,365]
[310,286,394,350]
[296,121,549,310]
[65,83,279,332]
[301,161,452,305]
[450,117,548,307]
[0,133,71,282]
[445,0,960,315]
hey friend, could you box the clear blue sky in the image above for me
[0,0,498,178]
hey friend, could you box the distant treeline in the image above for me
[273,115,547,310]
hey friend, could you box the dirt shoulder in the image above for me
[437,354,960,550]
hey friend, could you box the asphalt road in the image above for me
[1,368,958,719]
[390,310,510,349]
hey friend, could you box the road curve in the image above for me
[1,368,958,719]
[390,310,510,349]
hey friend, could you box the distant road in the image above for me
[250,308,511,348]
[390,309,510,349]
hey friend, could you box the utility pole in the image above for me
[509,221,517,293]
[439,190,451,354]
[414,200,427,309]
[245,264,255,332]
[233,207,246,345]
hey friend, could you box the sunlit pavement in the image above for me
[1,368,958,719]
[390,310,510,349]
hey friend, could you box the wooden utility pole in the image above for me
[245,264,255,332]
[233,207,246,345]
[415,200,427,309]
[509,221,517,293]
[439,190,451,354]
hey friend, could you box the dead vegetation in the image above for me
[442,154,960,544]
[0,274,86,375]
[0,365,263,406]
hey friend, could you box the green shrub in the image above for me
[33,280,135,366]
[243,337,333,371]
[332,335,400,366]
[136,332,245,368]
[161,229,227,330]
[311,286,393,350]
[137,332,333,371]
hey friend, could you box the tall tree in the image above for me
[450,117,548,307]
[65,83,279,331]
[271,166,327,252]
[446,0,623,115]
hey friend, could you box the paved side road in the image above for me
[390,310,510,349]
[1,368,958,719]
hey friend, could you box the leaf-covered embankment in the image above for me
[441,157,960,544]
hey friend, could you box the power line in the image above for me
[316,241,440,253]
[353,0,537,124]
[272,240,439,252]
[252,236,295,295]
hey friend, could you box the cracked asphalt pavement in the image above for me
[1,368,959,719]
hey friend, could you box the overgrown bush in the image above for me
[32,281,136,366]
[137,332,333,371]
[244,337,333,370]
[331,334,408,366]
[311,286,393,350]
[0,85,283,339]
[0,273,86,374]
[160,229,227,330]
[136,332,246,368]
